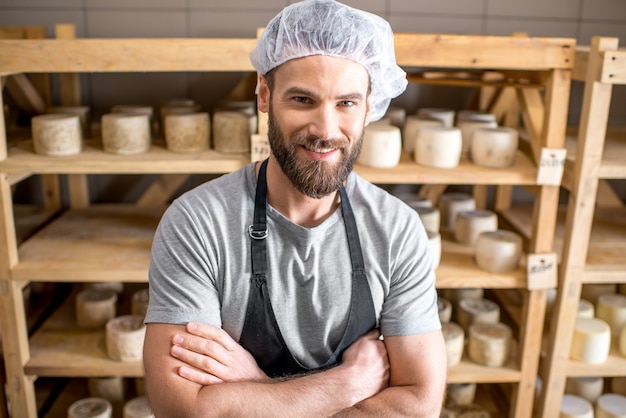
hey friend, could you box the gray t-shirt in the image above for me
[147,163,440,368]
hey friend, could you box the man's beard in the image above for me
[267,106,364,199]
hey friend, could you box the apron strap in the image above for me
[249,159,269,275]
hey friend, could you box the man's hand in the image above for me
[170,322,269,385]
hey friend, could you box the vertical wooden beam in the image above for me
[24,26,52,106]
[55,24,81,106]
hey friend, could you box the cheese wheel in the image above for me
[111,105,154,117]
[597,293,626,337]
[68,397,113,418]
[442,322,464,367]
[596,393,626,418]
[413,206,440,234]
[76,289,117,328]
[84,282,124,294]
[470,127,518,168]
[123,396,154,418]
[611,377,626,396]
[446,383,476,407]
[454,210,498,246]
[384,106,406,128]
[457,119,497,158]
[570,317,611,364]
[131,287,150,318]
[164,112,210,153]
[215,100,256,116]
[212,111,252,153]
[445,403,491,417]
[47,105,91,138]
[577,299,595,319]
[32,114,82,156]
[442,288,484,305]
[88,377,124,403]
[456,110,496,124]
[414,126,462,169]
[358,124,402,168]
[417,108,455,127]
[101,113,150,155]
[457,298,500,332]
[474,230,522,273]
[250,133,270,162]
[438,193,476,230]
[427,231,442,270]
[468,322,512,367]
[106,315,146,362]
[582,283,617,305]
[438,297,453,323]
[565,376,604,404]
[560,394,594,418]
[402,116,443,153]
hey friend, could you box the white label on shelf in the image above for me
[527,253,558,289]
[536,148,566,185]
[250,134,270,162]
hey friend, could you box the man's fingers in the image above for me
[178,364,224,386]
[185,322,239,351]
[172,333,230,366]
[171,343,227,375]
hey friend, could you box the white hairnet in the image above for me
[250,0,408,121]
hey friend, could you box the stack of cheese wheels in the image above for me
[46,105,91,138]
[402,116,443,153]
[457,298,500,332]
[88,377,124,403]
[582,283,617,305]
[468,322,512,367]
[76,288,117,328]
[446,383,476,407]
[471,127,519,168]
[164,112,210,152]
[596,393,626,418]
[438,193,476,230]
[212,110,253,153]
[578,299,595,319]
[384,106,406,128]
[106,315,146,362]
[596,293,626,337]
[413,206,440,234]
[570,317,611,364]
[427,231,442,270]
[31,114,82,156]
[565,376,604,404]
[131,287,150,318]
[414,126,462,169]
[474,230,523,273]
[358,124,402,168]
[101,113,151,155]
[442,404,490,418]
[456,110,496,124]
[457,119,497,159]
[123,396,154,418]
[250,133,270,162]
[560,394,594,418]
[438,297,452,323]
[67,397,113,418]
[454,210,498,246]
[442,322,464,367]
[417,108,455,127]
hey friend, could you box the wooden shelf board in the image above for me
[564,127,626,180]
[447,355,521,384]
[499,206,534,242]
[565,343,626,377]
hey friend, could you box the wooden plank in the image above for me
[67,174,90,209]
[394,33,575,70]
[5,73,47,115]
[488,87,517,125]
[596,179,624,207]
[600,49,626,84]
[136,174,188,207]
[0,38,257,75]
[472,185,488,209]
[565,343,626,377]
[418,184,447,204]
[572,47,590,81]
[41,174,62,211]
[55,24,81,106]
[517,88,544,163]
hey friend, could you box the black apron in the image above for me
[238,159,376,378]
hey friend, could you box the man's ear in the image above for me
[257,75,270,113]
[364,96,372,127]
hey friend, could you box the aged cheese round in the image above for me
[577,299,595,319]
[76,289,117,328]
[413,206,440,234]
[446,383,476,407]
[417,108,455,127]
[438,297,453,323]
[570,317,611,364]
[438,193,476,230]
[456,110,497,124]
[88,377,124,403]
[442,322,464,367]
[68,397,113,418]
[106,315,146,362]
[212,111,252,153]
[215,100,256,116]
[611,377,626,396]
[414,126,462,169]
[565,376,604,404]
[444,403,491,417]
[596,293,626,337]
[131,287,150,318]
[111,105,154,117]
[164,112,210,153]
[560,394,594,418]
[402,116,444,153]
[457,119,497,158]
[123,396,154,418]
[427,231,442,270]
[384,106,406,128]
[470,127,518,168]
[596,393,626,418]
[47,105,91,138]
[101,113,151,155]
[474,230,523,273]
[442,288,484,305]
[454,210,498,246]
[457,298,500,332]
[359,124,402,168]
[32,114,82,156]
[468,322,512,367]
[582,283,617,305]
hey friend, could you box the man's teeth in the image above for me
[304,145,334,153]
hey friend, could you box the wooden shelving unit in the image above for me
[0,33,574,417]
[537,37,626,417]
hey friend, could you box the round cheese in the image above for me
[446,383,476,407]
[570,317,611,364]
[577,299,595,319]
[560,394,594,418]
[76,289,117,329]
[68,397,113,418]
[413,206,440,234]
[131,287,150,319]
[164,112,210,153]
[402,116,443,153]
[215,100,256,116]
[474,230,523,273]
[596,393,626,418]
[438,297,453,323]
[438,193,476,230]
[159,102,200,133]
[442,322,464,367]
[101,113,151,155]
[565,376,604,404]
[597,293,626,337]
[454,210,498,246]
[47,105,91,138]
[468,322,512,367]
[414,126,462,169]
[456,110,496,124]
[359,124,402,168]
[417,107,455,127]
[111,105,154,118]
[427,231,442,270]
[123,396,154,418]
[212,111,252,153]
[384,106,406,128]
[457,298,500,332]
[88,377,124,403]
[470,127,518,168]
[106,315,146,362]
[457,119,497,159]
[32,114,82,156]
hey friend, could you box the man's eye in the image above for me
[294,96,310,103]
[339,101,355,107]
